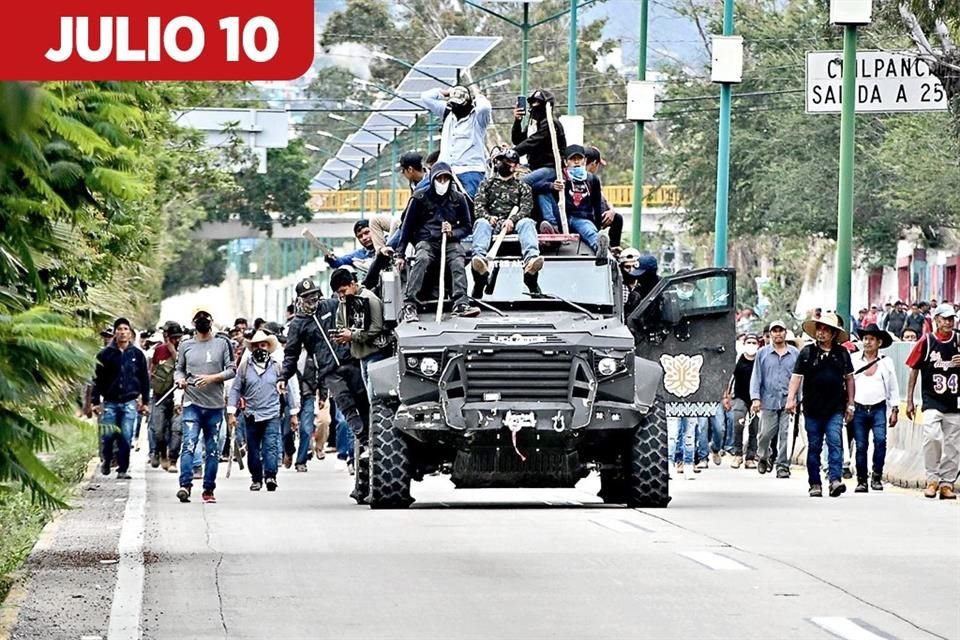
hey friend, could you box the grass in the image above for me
[0,422,98,603]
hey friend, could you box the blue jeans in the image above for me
[334,405,353,462]
[472,218,540,264]
[568,216,600,253]
[295,395,316,466]
[669,417,700,465]
[710,405,735,454]
[457,171,485,199]
[245,416,280,483]
[178,405,224,491]
[522,167,559,225]
[279,403,294,461]
[100,399,138,473]
[852,404,887,481]
[804,413,844,485]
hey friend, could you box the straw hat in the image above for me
[243,329,280,354]
[801,311,849,344]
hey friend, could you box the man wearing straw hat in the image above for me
[786,312,856,498]
[850,324,899,493]
[228,329,300,493]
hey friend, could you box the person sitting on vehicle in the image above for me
[585,145,624,250]
[513,88,566,229]
[470,149,542,283]
[532,144,609,265]
[325,220,376,279]
[394,162,480,322]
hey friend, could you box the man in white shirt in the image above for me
[850,324,900,492]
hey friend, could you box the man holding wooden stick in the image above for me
[513,88,566,232]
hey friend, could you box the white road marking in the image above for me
[106,451,146,640]
[679,551,751,571]
[809,617,894,640]
[589,518,652,533]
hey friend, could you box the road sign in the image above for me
[805,50,948,113]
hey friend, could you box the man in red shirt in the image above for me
[906,304,960,499]
[149,321,184,471]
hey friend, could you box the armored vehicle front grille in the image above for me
[469,334,565,346]
[463,349,572,402]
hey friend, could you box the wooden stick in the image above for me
[545,102,569,234]
[436,232,447,323]
[301,228,335,254]
[487,206,518,261]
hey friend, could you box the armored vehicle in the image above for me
[357,236,736,508]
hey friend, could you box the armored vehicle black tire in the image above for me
[351,436,370,505]
[627,396,670,508]
[368,401,414,509]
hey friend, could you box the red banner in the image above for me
[1,1,315,80]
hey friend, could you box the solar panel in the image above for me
[310,34,501,190]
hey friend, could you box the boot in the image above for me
[870,473,883,491]
[149,452,160,468]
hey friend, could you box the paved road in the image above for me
[6,451,959,640]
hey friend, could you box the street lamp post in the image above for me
[830,0,871,326]
[630,0,650,249]
[568,0,578,115]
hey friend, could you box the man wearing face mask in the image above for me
[174,308,236,504]
[470,149,542,291]
[513,88,566,228]
[395,162,480,322]
[420,85,491,198]
[751,320,801,479]
[149,321,184,472]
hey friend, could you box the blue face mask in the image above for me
[568,166,587,181]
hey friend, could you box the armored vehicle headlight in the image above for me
[597,357,619,376]
[420,357,440,377]
[406,356,420,369]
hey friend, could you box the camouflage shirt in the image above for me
[474,176,533,223]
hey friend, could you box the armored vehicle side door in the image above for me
[627,268,736,416]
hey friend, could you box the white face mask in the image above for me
[743,343,758,356]
[434,180,450,196]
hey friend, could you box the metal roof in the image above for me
[311,35,501,189]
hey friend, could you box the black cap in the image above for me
[564,144,586,159]
[399,151,423,171]
[99,325,114,337]
[584,145,605,166]
[163,321,184,338]
[113,317,132,330]
[295,278,322,297]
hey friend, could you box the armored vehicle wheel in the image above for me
[350,436,370,505]
[627,396,670,508]
[368,401,414,509]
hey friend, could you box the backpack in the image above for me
[151,357,175,397]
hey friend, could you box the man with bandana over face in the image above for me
[420,85,491,198]
[512,88,566,230]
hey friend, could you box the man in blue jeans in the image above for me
[175,307,236,504]
[512,88,566,226]
[92,317,150,480]
[850,324,899,492]
[787,312,855,498]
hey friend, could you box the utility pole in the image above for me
[567,0,578,115]
[630,0,649,249]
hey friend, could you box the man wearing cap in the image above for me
[394,162,480,322]
[850,324,899,492]
[513,88,566,227]
[906,303,960,499]
[420,85,491,198]
[174,307,236,504]
[91,317,151,480]
[533,145,610,264]
[584,145,624,250]
[228,330,299,492]
[325,219,377,280]
[470,148,542,290]
[149,321,185,471]
[750,320,800,478]
[786,312,855,497]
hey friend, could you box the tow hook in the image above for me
[551,411,566,433]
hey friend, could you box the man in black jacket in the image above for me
[282,278,369,446]
[92,317,150,479]
[394,162,480,322]
[512,88,566,230]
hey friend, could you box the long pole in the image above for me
[520,2,531,101]
[835,24,858,326]
[712,0,735,266]
[359,166,366,219]
[630,0,649,249]
[391,130,399,215]
[567,0,578,115]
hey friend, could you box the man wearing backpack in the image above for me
[149,321,184,472]
[228,330,300,492]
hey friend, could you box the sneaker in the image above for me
[176,486,191,503]
[250,482,262,491]
[166,464,178,474]
[201,491,216,504]
[744,459,757,470]
[539,221,558,235]
[809,485,823,497]
[776,468,790,479]
[347,461,355,476]
[523,255,544,275]
[400,303,419,323]
[842,464,853,480]
[454,303,481,318]
[940,485,957,500]
[924,481,939,498]
[116,472,132,480]
[675,462,683,474]
[730,455,743,469]
[282,454,292,469]
[711,451,721,466]
[265,478,278,492]
[324,445,337,454]
[692,464,702,474]
[757,459,769,475]
[149,453,160,468]
[695,459,708,470]
[471,255,489,276]
[828,480,847,497]
[295,464,307,472]
[595,233,610,266]
[159,455,170,471]
[870,474,883,491]
[855,482,868,493]
[523,272,543,296]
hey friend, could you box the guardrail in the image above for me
[307,184,681,213]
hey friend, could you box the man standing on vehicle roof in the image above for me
[420,85,492,198]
